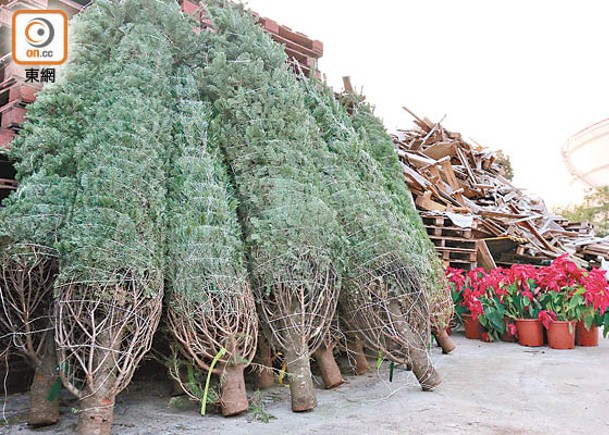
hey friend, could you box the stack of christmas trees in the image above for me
[0,1,452,433]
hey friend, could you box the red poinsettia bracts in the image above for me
[447,255,609,335]
[582,268,609,314]
[504,264,538,297]
[536,254,586,291]
[538,309,557,329]
[446,266,466,290]
[507,323,518,337]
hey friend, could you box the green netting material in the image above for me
[349,100,452,329]
[0,0,131,391]
[53,1,175,400]
[165,67,257,385]
[200,1,343,357]
[299,78,433,365]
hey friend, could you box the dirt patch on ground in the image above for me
[2,333,609,434]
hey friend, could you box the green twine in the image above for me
[201,347,227,416]
[376,350,383,369]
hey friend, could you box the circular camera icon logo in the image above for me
[12,10,68,65]
[25,17,55,48]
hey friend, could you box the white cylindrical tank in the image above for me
[564,119,609,187]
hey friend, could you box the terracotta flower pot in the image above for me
[575,321,599,347]
[515,318,543,347]
[547,321,576,350]
[462,313,484,339]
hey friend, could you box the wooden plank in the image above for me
[400,150,437,169]
[429,235,477,249]
[440,249,477,262]
[415,191,446,212]
[456,147,477,184]
[421,141,456,160]
[425,225,473,239]
[402,106,428,131]
[342,76,354,93]
[426,164,443,186]
[480,210,529,220]
[402,163,431,189]
[439,157,460,190]
[476,240,497,271]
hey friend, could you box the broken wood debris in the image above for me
[393,109,609,270]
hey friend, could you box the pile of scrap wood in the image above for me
[392,108,609,270]
[573,237,609,269]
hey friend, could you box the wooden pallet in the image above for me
[0,83,37,106]
[436,246,477,262]
[429,235,476,250]
[0,127,14,148]
[0,104,26,128]
[443,259,478,271]
[423,214,479,269]
[426,224,473,239]
[0,177,17,190]
[421,213,478,229]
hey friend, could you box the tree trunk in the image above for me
[76,395,115,435]
[313,344,343,389]
[347,337,369,375]
[387,301,442,391]
[412,359,442,391]
[220,363,249,416]
[285,334,316,412]
[28,357,60,426]
[253,334,274,389]
[28,339,59,427]
[433,328,456,354]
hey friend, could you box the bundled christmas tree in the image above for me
[200,0,344,411]
[0,0,456,424]
[165,68,258,416]
[52,2,177,432]
[348,98,454,353]
[0,0,126,426]
[301,78,442,390]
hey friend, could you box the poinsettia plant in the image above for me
[447,256,609,339]
[579,267,609,335]
[476,268,507,341]
[447,267,506,341]
[501,264,542,320]
[536,255,593,323]
[447,267,468,320]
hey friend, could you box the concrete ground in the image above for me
[2,331,608,434]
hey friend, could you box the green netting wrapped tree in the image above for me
[52,3,174,432]
[0,1,126,426]
[301,78,442,390]
[165,69,258,416]
[200,0,344,411]
[348,97,454,353]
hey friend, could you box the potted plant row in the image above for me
[447,255,609,350]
